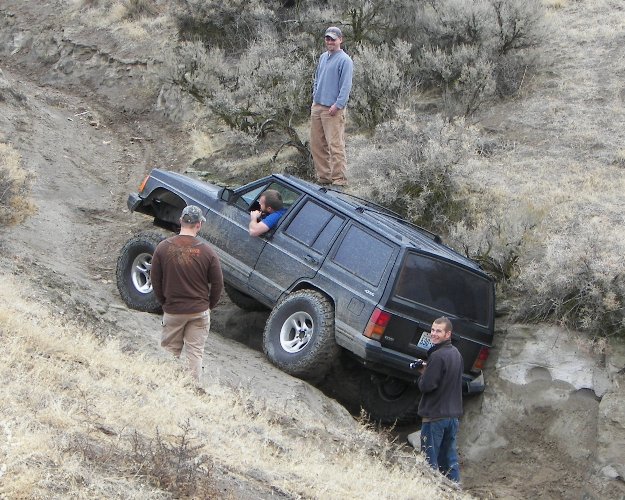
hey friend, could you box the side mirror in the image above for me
[219,187,234,202]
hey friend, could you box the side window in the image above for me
[332,225,395,285]
[284,200,344,254]
[233,182,300,212]
[234,185,265,211]
[266,182,299,209]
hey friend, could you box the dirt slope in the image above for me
[1,1,625,499]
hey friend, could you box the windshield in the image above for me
[393,252,493,326]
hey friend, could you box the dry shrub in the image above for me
[174,0,277,54]
[350,40,415,130]
[348,112,475,233]
[447,201,544,282]
[66,423,216,497]
[165,34,311,161]
[122,0,159,20]
[0,143,36,226]
[419,44,496,117]
[415,0,545,115]
[514,220,625,338]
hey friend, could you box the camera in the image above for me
[410,359,424,369]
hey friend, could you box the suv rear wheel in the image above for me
[263,290,339,382]
[116,232,164,313]
[359,371,421,425]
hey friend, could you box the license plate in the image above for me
[417,331,434,351]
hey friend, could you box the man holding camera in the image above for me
[416,317,464,484]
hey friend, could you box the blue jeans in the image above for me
[420,418,460,482]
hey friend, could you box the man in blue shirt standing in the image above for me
[249,189,287,237]
[311,26,353,187]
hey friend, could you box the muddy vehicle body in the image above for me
[118,169,496,423]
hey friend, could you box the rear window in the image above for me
[284,201,343,253]
[394,252,492,326]
[333,225,395,285]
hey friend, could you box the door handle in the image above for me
[304,254,319,265]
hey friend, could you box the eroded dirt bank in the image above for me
[1,2,624,498]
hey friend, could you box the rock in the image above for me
[597,391,625,478]
[406,430,421,449]
[600,465,620,480]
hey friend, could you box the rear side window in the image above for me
[394,252,492,326]
[284,201,343,254]
[333,225,395,285]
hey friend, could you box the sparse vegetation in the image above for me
[0,274,455,499]
[514,224,625,337]
[0,142,35,227]
[18,1,625,338]
[348,113,474,233]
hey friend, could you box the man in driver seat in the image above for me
[248,189,287,237]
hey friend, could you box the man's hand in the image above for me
[329,104,339,116]
[249,210,269,237]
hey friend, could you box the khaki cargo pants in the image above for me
[161,309,211,382]
[310,104,348,186]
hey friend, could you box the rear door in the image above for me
[382,251,495,369]
[315,223,400,340]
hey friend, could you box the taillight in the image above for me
[138,175,150,193]
[363,308,391,341]
[472,346,490,371]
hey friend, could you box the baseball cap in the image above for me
[181,205,206,224]
[324,27,342,40]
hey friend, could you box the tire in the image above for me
[359,371,421,425]
[116,232,165,313]
[263,290,339,382]
[224,283,267,311]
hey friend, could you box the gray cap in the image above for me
[181,205,206,224]
[324,26,342,40]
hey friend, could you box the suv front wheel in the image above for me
[116,232,164,313]
[263,290,339,383]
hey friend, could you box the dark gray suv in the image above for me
[117,169,495,424]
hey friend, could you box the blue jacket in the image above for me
[312,49,353,109]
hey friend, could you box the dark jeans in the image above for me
[420,417,460,482]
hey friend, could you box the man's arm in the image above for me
[150,246,165,305]
[249,209,270,237]
[418,355,443,394]
[335,56,353,109]
[207,253,224,309]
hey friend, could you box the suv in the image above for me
[117,169,495,424]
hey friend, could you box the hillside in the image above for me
[1,1,624,498]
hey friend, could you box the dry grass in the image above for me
[0,142,36,226]
[0,273,461,499]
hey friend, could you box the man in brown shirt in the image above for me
[150,205,224,382]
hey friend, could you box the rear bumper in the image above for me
[342,330,485,395]
[463,370,485,395]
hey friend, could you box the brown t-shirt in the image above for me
[151,235,224,314]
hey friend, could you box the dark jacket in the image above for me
[418,340,463,419]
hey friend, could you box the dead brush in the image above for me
[66,420,217,498]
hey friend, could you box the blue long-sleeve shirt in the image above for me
[312,49,353,109]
